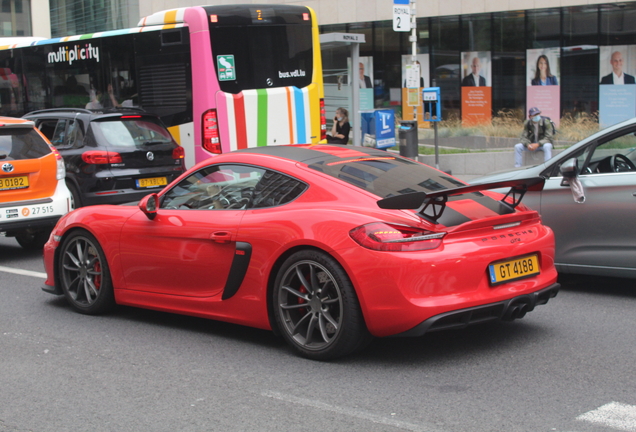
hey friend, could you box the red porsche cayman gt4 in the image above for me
[42,145,559,360]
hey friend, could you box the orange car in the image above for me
[0,117,71,249]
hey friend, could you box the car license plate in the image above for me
[0,176,29,191]
[488,254,540,285]
[136,177,167,188]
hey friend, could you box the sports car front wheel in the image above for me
[273,250,371,360]
[58,231,115,315]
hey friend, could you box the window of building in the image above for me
[562,6,599,118]
[431,16,460,119]
[0,0,30,36]
[492,11,526,118]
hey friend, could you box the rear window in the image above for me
[92,118,174,148]
[0,127,51,160]
[308,155,465,199]
[209,24,313,93]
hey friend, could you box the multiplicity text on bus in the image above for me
[0,4,326,167]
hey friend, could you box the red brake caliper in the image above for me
[93,261,102,290]
[297,285,307,314]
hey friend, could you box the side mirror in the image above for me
[559,158,585,204]
[560,158,578,179]
[139,193,159,220]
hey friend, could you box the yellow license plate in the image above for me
[136,177,167,188]
[489,254,540,285]
[0,176,29,191]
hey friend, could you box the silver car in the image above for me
[471,117,636,279]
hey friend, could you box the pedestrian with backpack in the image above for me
[514,107,554,167]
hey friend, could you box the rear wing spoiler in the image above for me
[377,177,545,224]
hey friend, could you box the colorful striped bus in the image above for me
[0,5,325,167]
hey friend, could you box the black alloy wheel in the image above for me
[58,231,115,314]
[273,250,371,360]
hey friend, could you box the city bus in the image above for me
[0,4,325,167]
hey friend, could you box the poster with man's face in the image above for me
[461,52,491,87]
[599,46,636,84]
[347,56,374,110]
[598,45,636,127]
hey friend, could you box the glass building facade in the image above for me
[320,3,636,121]
[49,0,139,37]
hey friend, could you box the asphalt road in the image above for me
[1,234,635,432]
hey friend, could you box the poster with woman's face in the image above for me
[461,52,491,87]
[527,48,560,86]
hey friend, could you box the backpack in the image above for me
[541,116,557,136]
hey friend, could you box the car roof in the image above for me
[0,116,35,128]
[23,108,159,120]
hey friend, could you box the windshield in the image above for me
[93,118,174,148]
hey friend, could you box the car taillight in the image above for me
[202,109,221,154]
[349,222,446,252]
[51,147,65,180]
[320,98,326,141]
[172,145,185,160]
[81,151,123,164]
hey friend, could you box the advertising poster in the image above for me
[460,51,491,125]
[401,54,430,127]
[349,56,374,111]
[526,48,561,126]
[598,45,636,127]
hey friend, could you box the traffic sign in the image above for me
[393,1,410,32]
[217,55,235,81]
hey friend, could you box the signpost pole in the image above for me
[410,0,417,121]
[433,79,439,169]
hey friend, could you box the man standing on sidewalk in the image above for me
[514,107,554,167]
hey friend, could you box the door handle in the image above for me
[210,231,232,243]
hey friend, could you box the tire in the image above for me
[272,250,372,360]
[58,230,115,315]
[15,230,51,250]
[66,181,81,209]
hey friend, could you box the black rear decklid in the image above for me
[377,177,545,224]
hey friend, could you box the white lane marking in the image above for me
[262,390,440,432]
[577,402,636,431]
[0,265,46,279]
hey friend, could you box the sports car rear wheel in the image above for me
[58,231,115,315]
[273,250,371,360]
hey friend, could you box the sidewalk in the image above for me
[413,143,563,176]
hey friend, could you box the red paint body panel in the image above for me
[42,146,558,339]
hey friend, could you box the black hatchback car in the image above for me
[23,108,185,207]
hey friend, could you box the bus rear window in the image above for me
[209,24,313,93]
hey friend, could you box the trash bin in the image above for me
[398,120,418,159]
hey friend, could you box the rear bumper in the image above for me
[0,182,70,233]
[394,283,560,337]
[1,215,61,233]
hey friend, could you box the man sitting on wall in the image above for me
[514,107,554,167]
